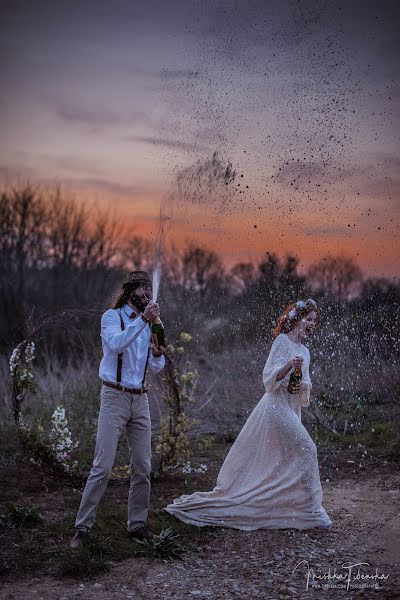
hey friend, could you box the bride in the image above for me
[165,298,332,531]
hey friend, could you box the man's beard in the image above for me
[130,294,151,313]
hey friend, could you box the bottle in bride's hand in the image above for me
[288,364,302,394]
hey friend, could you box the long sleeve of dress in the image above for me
[300,347,312,407]
[262,334,292,394]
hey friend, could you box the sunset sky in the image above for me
[1,0,399,277]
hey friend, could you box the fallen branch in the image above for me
[308,402,341,436]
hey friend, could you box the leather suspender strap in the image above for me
[116,310,124,384]
[141,340,151,390]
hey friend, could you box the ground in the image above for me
[1,439,399,600]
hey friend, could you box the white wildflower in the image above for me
[24,341,35,363]
[48,406,79,472]
[9,346,21,375]
[179,462,208,474]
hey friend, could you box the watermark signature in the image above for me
[292,560,390,591]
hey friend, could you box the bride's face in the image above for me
[294,310,317,340]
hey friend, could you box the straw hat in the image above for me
[121,271,152,289]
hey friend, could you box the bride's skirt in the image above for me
[164,395,332,530]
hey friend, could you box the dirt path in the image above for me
[2,468,399,600]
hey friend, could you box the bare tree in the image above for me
[121,235,153,272]
[308,255,363,302]
[0,184,122,350]
[230,262,256,293]
[181,244,225,299]
[0,186,48,291]
[258,253,280,287]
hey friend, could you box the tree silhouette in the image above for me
[308,255,363,302]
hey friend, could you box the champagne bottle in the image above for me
[151,317,165,349]
[288,365,302,394]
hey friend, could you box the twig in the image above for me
[198,379,217,411]
[309,403,341,436]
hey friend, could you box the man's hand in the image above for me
[142,301,160,322]
[151,344,165,358]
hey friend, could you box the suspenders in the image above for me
[116,309,150,390]
[116,312,124,384]
[142,346,151,389]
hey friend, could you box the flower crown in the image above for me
[287,298,317,321]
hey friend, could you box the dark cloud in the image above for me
[375,153,400,170]
[0,164,36,180]
[159,69,200,81]
[357,176,400,204]
[272,153,400,197]
[125,135,207,153]
[57,106,120,126]
[40,154,103,175]
[58,177,144,196]
[57,105,147,128]
[274,161,328,187]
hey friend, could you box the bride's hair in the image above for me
[272,299,320,338]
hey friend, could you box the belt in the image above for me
[102,381,148,395]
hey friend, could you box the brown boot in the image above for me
[129,526,154,542]
[69,529,89,549]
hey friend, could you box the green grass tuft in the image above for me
[133,527,186,560]
[1,502,43,528]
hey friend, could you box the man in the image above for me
[70,271,165,548]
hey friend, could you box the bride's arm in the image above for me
[276,361,293,381]
[300,348,312,406]
[262,335,292,393]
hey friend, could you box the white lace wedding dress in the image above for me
[165,333,332,530]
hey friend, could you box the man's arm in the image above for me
[148,352,166,373]
[147,343,166,373]
[101,309,148,353]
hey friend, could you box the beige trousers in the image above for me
[75,384,151,533]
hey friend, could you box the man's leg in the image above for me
[74,387,130,532]
[126,394,152,533]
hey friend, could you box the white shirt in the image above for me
[99,304,165,388]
